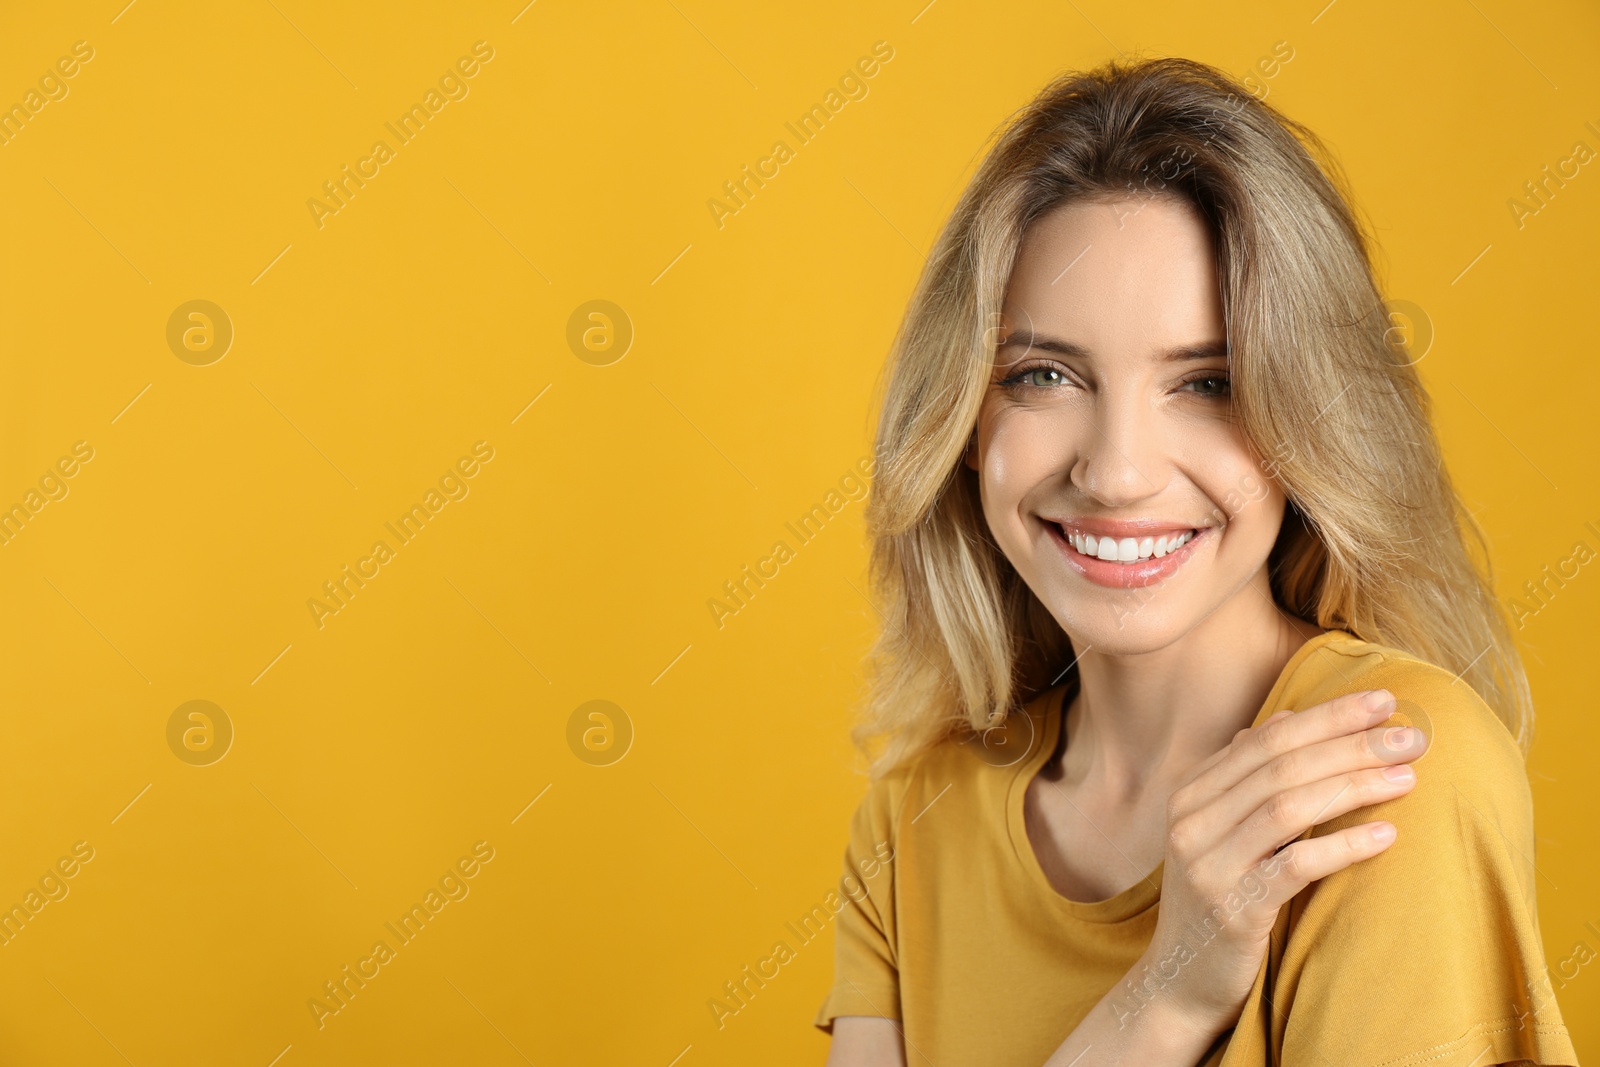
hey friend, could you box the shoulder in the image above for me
[1284,631,1530,824]
[847,684,1065,849]
[1264,637,1576,1064]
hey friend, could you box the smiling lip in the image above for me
[1050,517,1201,539]
[1045,519,1211,589]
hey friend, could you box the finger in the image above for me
[1223,762,1417,874]
[1190,689,1398,797]
[1251,820,1398,913]
[1184,708,1297,785]
[1206,721,1429,833]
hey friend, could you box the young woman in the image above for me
[815,57,1578,1066]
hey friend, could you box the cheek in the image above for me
[1210,462,1286,543]
[979,407,1068,499]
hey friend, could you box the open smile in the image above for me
[1045,520,1211,588]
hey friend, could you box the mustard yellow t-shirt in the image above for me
[815,629,1580,1066]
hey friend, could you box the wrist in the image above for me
[1112,947,1228,1053]
[1043,949,1229,1067]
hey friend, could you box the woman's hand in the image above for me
[1129,687,1428,1040]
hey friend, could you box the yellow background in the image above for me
[0,0,1596,1063]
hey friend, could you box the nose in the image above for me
[1070,388,1168,506]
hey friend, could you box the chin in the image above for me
[1043,588,1203,656]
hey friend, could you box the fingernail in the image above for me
[1370,822,1396,843]
[1381,764,1414,783]
[1384,726,1413,748]
[1365,689,1396,718]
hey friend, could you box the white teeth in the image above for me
[1065,527,1195,563]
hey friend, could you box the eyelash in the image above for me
[996,361,1232,399]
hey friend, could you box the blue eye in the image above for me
[1181,374,1231,398]
[996,362,1067,391]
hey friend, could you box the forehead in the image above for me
[1003,196,1223,346]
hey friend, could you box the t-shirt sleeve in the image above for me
[1264,658,1579,1067]
[813,768,903,1033]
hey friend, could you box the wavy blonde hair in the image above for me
[853,55,1532,778]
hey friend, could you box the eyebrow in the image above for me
[999,335,1228,363]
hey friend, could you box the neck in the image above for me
[1057,569,1325,805]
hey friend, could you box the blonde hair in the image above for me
[854,55,1533,778]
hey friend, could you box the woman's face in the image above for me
[965,194,1287,654]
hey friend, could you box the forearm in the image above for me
[1040,953,1224,1067]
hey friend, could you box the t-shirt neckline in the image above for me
[1004,627,1350,924]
